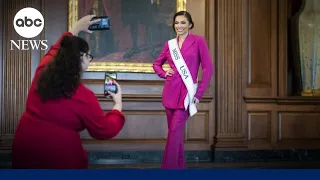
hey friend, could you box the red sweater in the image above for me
[11,32,125,169]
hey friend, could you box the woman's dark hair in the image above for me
[36,35,89,101]
[172,11,194,31]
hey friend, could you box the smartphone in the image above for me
[104,73,117,96]
[89,16,110,31]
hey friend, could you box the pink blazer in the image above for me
[153,34,214,109]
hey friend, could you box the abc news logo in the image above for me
[16,16,42,28]
[10,7,48,51]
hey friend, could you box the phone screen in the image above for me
[89,16,110,31]
[104,74,117,96]
[105,84,117,93]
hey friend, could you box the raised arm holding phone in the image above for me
[12,15,124,169]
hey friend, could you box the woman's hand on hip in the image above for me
[165,68,174,78]
[70,15,101,36]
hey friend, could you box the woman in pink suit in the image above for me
[153,11,214,169]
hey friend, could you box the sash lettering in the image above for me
[172,48,180,60]
[180,66,189,79]
[168,38,198,116]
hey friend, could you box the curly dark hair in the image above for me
[36,35,89,101]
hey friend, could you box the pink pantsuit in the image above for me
[153,34,214,169]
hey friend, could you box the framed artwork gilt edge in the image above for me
[67,0,186,73]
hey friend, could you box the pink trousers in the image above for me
[161,108,189,169]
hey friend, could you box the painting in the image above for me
[68,0,186,72]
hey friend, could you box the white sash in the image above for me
[168,38,198,116]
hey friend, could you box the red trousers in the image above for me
[161,108,189,169]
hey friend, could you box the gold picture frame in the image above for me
[68,0,186,72]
